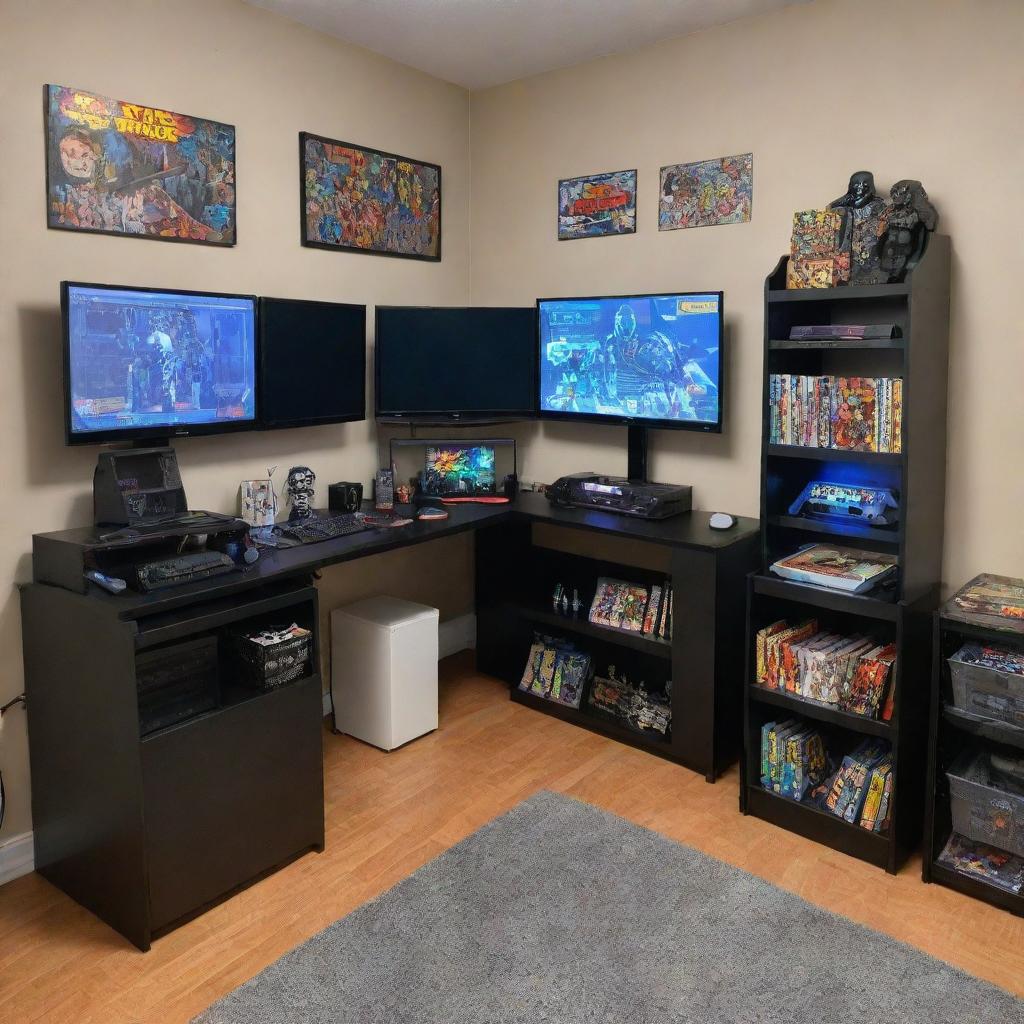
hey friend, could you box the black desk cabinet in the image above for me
[20,579,325,951]
[23,494,757,948]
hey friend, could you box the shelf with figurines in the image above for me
[744,168,950,874]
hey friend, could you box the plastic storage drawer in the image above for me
[948,643,1024,729]
[947,749,1024,857]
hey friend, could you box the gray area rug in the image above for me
[194,791,1023,1023]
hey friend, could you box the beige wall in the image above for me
[0,0,472,841]
[471,0,1024,587]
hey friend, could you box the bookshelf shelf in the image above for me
[768,338,906,351]
[742,237,951,874]
[766,444,903,465]
[748,684,893,739]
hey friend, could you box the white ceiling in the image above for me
[247,0,810,90]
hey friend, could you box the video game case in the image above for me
[789,324,899,341]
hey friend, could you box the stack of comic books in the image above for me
[937,833,1024,894]
[587,667,672,738]
[519,633,592,709]
[945,573,1024,635]
[815,739,892,832]
[770,544,897,594]
[589,577,672,639]
[754,619,896,719]
[786,209,850,289]
[759,718,828,800]
[767,374,903,453]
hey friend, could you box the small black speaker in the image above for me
[502,473,519,500]
[329,481,363,513]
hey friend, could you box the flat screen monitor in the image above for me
[375,306,536,419]
[63,281,257,445]
[536,291,723,432]
[259,297,366,428]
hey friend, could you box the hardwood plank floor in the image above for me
[1,653,1021,1022]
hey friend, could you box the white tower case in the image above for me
[330,596,439,751]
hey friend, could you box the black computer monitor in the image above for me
[374,306,536,420]
[536,291,724,433]
[259,297,366,429]
[63,281,258,446]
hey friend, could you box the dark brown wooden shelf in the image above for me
[505,602,673,660]
[751,572,899,622]
[765,514,900,547]
[745,785,891,868]
[941,706,1024,752]
[768,338,905,350]
[748,684,892,739]
[767,282,910,303]
[766,444,903,465]
[929,858,1024,918]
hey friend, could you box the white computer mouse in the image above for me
[708,512,736,530]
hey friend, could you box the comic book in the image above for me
[846,643,897,717]
[830,376,877,452]
[764,620,818,689]
[519,640,546,692]
[756,620,788,683]
[817,375,832,448]
[619,585,649,632]
[779,374,791,444]
[797,632,842,700]
[947,574,1024,635]
[859,758,891,830]
[787,209,850,289]
[937,834,1024,893]
[588,579,619,626]
[643,586,662,635]
[875,770,894,832]
[770,544,897,594]
[891,377,903,454]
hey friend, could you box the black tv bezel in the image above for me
[62,280,259,447]
[373,305,538,421]
[258,295,367,430]
[535,289,725,434]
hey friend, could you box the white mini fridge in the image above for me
[330,596,439,751]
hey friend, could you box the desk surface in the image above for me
[33,492,759,620]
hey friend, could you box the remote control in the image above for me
[85,570,127,594]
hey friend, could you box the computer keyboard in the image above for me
[278,513,368,544]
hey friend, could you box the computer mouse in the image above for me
[709,512,736,530]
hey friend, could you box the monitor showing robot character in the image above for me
[64,282,256,441]
[537,292,722,430]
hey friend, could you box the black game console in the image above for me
[546,473,692,520]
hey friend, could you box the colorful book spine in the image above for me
[643,586,662,635]
[891,377,903,453]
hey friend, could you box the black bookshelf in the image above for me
[740,237,951,874]
[922,605,1024,916]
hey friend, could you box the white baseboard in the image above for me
[321,612,477,717]
[0,831,34,886]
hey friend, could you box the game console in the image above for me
[546,473,692,520]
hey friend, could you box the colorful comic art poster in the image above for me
[659,152,753,231]
[45,85,236,245]
[301,133,441,261]
[558,169,637,240]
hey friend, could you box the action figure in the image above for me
[879,180,938,282]
[285,465,316,521]
[829,171,888,284]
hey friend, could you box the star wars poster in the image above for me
[558,169,637,240]
[659,152,752,230]
[45,84,236,245]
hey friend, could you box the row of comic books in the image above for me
[589,577,673,639]
[519,633,592,709]
[760,721,893,832]
[754,618,896,719]
[767,374,903,453]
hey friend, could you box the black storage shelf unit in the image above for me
[20,578,325,951]
[475,515,759,781]
[741,237,951,874]
[922,608,1024,916]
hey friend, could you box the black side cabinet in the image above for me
[20,579,325,950]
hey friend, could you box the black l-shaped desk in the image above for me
[22,491,758,948]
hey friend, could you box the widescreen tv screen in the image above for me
[537,291,723,431]
[63,282,257,444]
[259,297,366,428]
[375,306,535,418]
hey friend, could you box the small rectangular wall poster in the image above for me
[45,84,236,245]
[659,153,752,230]
[558,169,637,240]
[301,132,441,261]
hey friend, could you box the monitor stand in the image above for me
[627,424,649,483]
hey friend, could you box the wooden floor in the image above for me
[2,654,1022,1022]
